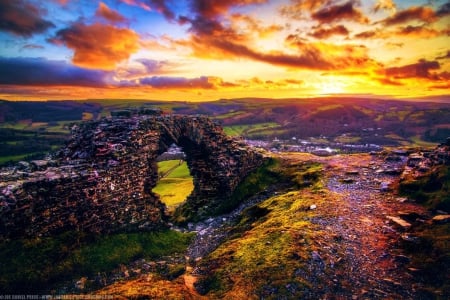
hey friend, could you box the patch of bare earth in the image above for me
[286,153,434,298]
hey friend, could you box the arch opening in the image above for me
[152,143,194,213]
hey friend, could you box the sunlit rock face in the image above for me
[0,114,263,239]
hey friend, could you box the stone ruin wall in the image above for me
[0,115,264,240]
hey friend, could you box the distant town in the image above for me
[243,137,383,156]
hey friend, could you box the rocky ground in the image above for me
[305,153,433,298]
[88,152,449,298]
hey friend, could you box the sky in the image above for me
[0,0,449,101]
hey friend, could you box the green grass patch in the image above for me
[166,162,191,178]
[409,135,438,147]
[314,104,343,112]
[157,160,184,175]
[153,161,194,207]
[334,135,361,143]
[0,229,194,293]
[153,178,194,207]
[196,187,328,298]
[0,153,42,165]
[214,158,282,215]
[399,165,450,212]
[173,158,324,223]
[401,222,450,295]
[223,122,279,137]
[213,111,243,120]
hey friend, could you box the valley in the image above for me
[1,97,450,166]
[0,98,448,298]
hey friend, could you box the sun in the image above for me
[318,81,346,95]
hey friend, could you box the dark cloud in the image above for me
[0,0,54,37]
[383,59,441,80]
[147,0,176,20]
[380,6,437,26]
[279,0,334,19]
[436,50,450,60]
[395,25,440,38]
[137,58,172,73]
[311,1,369,24]
[436,1,450,17]
[189,0,267,19]
[139,76,215,89]
[49,22,139,70]
[119,0,175,19]
[0,57,109,87]
[95,2,127,24]
[376,77,404,86]
[20,44,45,51]
[188,33,332,70]
[309,25,349,39]
[354,25,444,39]
[354,30,379,39]
[52,0,69,5]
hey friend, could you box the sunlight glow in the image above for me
[317,80,347,95]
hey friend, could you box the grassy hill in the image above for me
[1,97,450,165]
[152,160,194,208]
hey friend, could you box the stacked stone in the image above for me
[401,139,450,182]
[0,114,264,240]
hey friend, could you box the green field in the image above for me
[153,160,194,208]
[0,229,194,293]
[223,122,280,137]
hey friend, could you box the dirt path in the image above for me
[180,153,433,298]
[305,153,431,298]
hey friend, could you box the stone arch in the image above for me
[155,115,259,221]
[0,114,263,239]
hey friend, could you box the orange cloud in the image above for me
[354,25,447,39]
[189,0,267,19]
[230,14,283,38]
[394,25,441,38]
[235,77,305,89]
[311,1,369,24]
[354,30,381,39]
[285,35,378,70]
[179,1,377,72]
[50,22,139,70]
[279,0,333,19]
[383,59,441,80]
[95,2,127,24]
[373,0,396,13]
[381,6,438,26]
[309,25,349,39]
[375,77,403,86]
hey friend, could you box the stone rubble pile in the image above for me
[0,114,263,240]
[401,137,450,180]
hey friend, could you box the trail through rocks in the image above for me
[303,153,432,299]
[179,152,434,298]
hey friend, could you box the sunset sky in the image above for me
[0,0,449,101]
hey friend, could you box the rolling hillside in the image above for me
[1,97,450,165]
